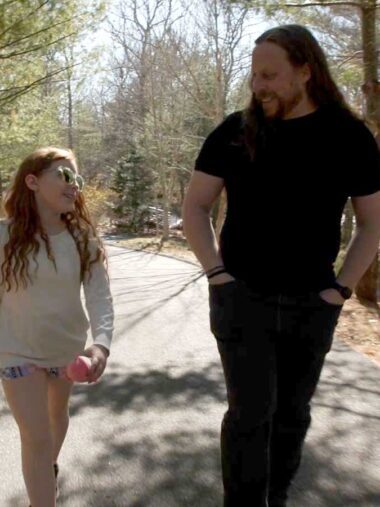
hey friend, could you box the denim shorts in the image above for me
[0,364,68,381]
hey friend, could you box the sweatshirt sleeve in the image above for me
[83,243,114,351]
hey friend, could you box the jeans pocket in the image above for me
[209,280,245,342]
[306,293,343,353]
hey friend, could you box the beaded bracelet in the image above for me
[205,265,225,276]
[207,268,227,280]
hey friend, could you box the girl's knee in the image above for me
[47,378,72,421]
[19,424,52,448]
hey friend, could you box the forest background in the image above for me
[1,0,379,362]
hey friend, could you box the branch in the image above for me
[0,1,50,40]
[0,32,77,59]
[336,50,363,67]
[239,0,370,8]
[0,13,83,52]
[276,1,362,7]
[0,1,21,8]
[0,62,81,104]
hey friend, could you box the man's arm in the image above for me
[321,191,380,304]
[182,171,235,284]
[337,191,380,288]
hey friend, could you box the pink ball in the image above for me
[66,355,91,382]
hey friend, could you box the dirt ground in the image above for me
[115,233,380,367]
[335,296,380,365]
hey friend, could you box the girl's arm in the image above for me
[83,247,114,381]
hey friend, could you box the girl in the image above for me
[0,147,114,507]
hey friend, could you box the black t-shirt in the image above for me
[194,106,380,294]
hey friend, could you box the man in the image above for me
[182,25,380,507]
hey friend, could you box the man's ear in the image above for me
[25,174,39,191]
[300,63,311,84]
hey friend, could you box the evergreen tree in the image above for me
[110,148,153,232]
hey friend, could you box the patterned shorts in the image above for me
[0,364,68,381]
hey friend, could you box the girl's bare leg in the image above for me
[47,376,72,463]
[2,370,56,507]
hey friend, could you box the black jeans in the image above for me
[209,280,342,507]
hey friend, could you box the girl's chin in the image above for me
[58,204,75,214]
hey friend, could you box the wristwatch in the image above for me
[331,281,352,300]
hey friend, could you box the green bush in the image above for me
[84,185,115,227]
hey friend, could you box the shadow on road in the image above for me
[61,428,221,507]
[53,351,380,506]
[64,360,224,506]
[69,360,226,417]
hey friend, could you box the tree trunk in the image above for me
[64,50,74,150]
[162,193,170,241]
[67,77,73,149]
[355,254,379,301]
[361,0,380,135]
[355,0,379,302]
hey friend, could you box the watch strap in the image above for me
[331,281,352,299]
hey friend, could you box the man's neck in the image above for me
[283,97,317,120]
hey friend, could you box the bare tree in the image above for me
[106,0,251,239]
[170,0,250,233]
[108,0,176,238]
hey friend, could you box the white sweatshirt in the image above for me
[0,222,114,368]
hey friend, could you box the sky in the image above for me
[81,0,272,95]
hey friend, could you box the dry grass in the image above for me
[336,296,380,365]
[116,233,198,264]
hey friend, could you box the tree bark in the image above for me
[361,0,380,134]
[355,253,379,301]
[355,0,379,302]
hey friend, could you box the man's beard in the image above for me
[255,89,303,119]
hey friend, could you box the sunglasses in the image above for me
[56,166,84,191]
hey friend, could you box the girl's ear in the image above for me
[25,174,39,191]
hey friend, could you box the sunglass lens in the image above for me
[57,166,84,191]
[63,168,73,184]
[76,175,84,191]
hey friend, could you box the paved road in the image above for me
[0,244,379,506]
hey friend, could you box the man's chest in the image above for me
[224,134,348,207]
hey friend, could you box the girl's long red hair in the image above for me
[1,146,106,290]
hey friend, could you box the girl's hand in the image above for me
[83,344,109,383]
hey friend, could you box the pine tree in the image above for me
[110,148,153,232]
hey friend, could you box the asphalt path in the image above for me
[0,243,379,506]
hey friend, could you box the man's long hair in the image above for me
[244,24,353,159]
[1,146,106,290]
